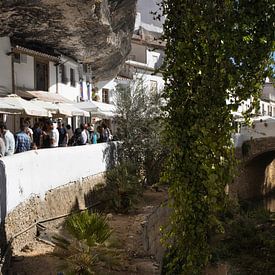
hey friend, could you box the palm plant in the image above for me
[54,211,121,274]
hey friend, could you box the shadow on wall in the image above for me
[242,151,275,198]
[103,141,120,171]
[0,160,9,273]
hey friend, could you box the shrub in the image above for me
[54,211,122,274]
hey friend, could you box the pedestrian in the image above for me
[57,121,68,147]
[41,121,51,148]
[66,124,74,145]
[0,136,6,157]
[0,122,15,156]
[14,123,31,153]
[71,128,85,146]
[102,123,111,142]
[49,121,59,148]
[97,125,103,143]
[32,122,42,149]
[25,120,33,143]
[80,123,88,145]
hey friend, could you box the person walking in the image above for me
[15,123,31,153]
[0,122,15,156]
[57,121,68,147]
[49,121,59,148]
[0,137,6,157]
[32,122,42,149]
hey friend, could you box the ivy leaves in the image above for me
[161,1,275,274]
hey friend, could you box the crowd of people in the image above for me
[0,120,113,157]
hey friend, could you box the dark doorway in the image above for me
[35,60,49,91]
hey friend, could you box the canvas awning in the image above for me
[16,90,72,103]
[74,101,116,119]
[1,95,49,117]
[55,103,90,117]
[0,100,22,114]
[32,100,89,117]
[31,100,59,114]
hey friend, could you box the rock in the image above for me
[0,0,137,81]
[106,213,113,220]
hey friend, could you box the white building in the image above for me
[114,8,165,96]
[0,36,94,130]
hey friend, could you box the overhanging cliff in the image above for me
[0,0,137,81]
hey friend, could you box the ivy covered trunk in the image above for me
[161,1,275,274]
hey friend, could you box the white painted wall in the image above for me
[136,0,164,30]
[0,142,114,217]
[0,37,12,95]
[58,60,81,102]
[234,118,275,147]
[49,61,57,93]
[14,54,34,90]
[135,71,165,94]
[95,79,117,104]
[57,59,91,102]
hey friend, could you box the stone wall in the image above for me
[231,138,275,199]
[142,201,170,264]
[4,173,104,253]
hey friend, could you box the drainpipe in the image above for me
[55,64,59,94]
[11,50,15,94]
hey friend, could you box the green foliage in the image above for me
[114,79,166,186]
[105,162,142,213]
[54,211,121,274]
[213,206,275,274]
[65,211,112,247]
[161,1,275,274]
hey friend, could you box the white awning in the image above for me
[1,95,49,117]
[55,103,90,117]
[30,100,89,117]
[16,90,72,103]
[31,100,59,114]
[0,100,22,114]
[74,101,116,118]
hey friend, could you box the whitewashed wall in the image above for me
[56,58,93,102]
[49,62,57,94]
[0,37,12,95]
[14,55,34,89]
[96,79,117,104]
[0,143,113,217]
[234,119,275,147]
[135,71,165,94]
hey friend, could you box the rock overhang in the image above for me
[0,0,137,81]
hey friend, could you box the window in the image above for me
[14,53,21,63]
[35,60,49,91]
[152,55,158,68]
[20,54,27,63]
[60,64,68,84]
[14,53,27,64]
[262,103,265,115]
[83,64,92,74]
[70,68,76,87]
[150,80,158,95]
[102,89,109,103]
[129,54,136,61]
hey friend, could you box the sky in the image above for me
[136,0,164,29]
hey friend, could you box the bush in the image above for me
[54,211,122,274]
[105,162,142,213]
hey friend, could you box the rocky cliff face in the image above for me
[0,0,137,81]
